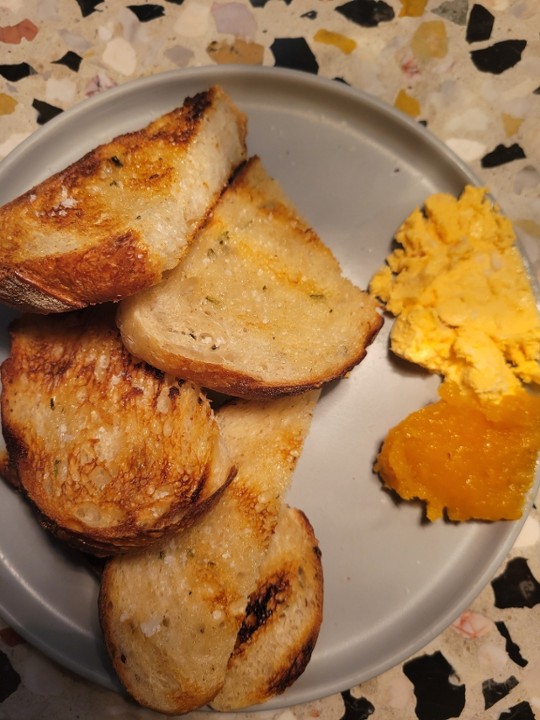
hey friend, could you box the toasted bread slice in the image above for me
[211,505,323,711]
[0,86,247,313]
[98,390,320,714]
[0,306,234,555]
[117,156,383,399]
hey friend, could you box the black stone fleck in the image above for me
[482,676,519,710]
[470,39,527,74]
[0,62,36,82]
[481,143,526,167]
[534,86,540,94]
[403,651,466,720]
[498,701,536,720]
[128,4,165,21]
[32,99,64,125]
[336,0,394,28]
[495,622,528,667]
[250,0,292,5]
[0,649,21,702]
[164,0,184,3]
[53,50,83,72]
[301,10,318,19]
[270,37,319,74]
[492,557,540,608]
[74,0,104,16]
[340,689,375,719]
[466,3,495,43]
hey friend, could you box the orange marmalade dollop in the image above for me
[375,382,540,522]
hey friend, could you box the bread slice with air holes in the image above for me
[0,305,235,556]
[0,85,247,314]
[98,390,320,714]
[211,504,323,711]
[117,155,383,399]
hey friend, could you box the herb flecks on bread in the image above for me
[0,86,247,313]
[118,156,383,399]
[0,85,384,711]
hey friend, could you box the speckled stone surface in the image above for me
[0,1,539,719]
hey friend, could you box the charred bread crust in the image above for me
[0,306,235,555]
[211,506,323,711]
[97,392,320,713]
[0,86,247,313]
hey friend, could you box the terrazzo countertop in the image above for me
[0,1,539,719]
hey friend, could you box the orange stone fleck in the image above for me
[0,18,38,44]
[394,89,421,118]
[399,0,428,17]
[502,112,524,137]
[314,29,357,55]
[411,21,448,60]
[0,93,17,115]
[207,38,264,65]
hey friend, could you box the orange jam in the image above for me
[374,382,540,521]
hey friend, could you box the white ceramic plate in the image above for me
[0,66,537,710]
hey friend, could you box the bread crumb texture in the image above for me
[118,157,382,398]
[0,306,232,554]
[0,86,247,312]
[99,392,321,714]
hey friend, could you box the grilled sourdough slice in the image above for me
[0,85,247,313]
[211,505,323,711]
[99,390,320,714]
[0,306,234,555]
[117,156,383,399]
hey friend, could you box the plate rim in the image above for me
[0,65,484,194]
[0,64,535,711]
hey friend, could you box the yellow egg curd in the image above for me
[369,185,540,399]
[371,186,540,522]
[374,382,540,522]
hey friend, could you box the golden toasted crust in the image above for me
[0,306,235,555]
[0,86,247,313]
[98,391,320,714]
[118,156,383,398]
[211,506,323,711]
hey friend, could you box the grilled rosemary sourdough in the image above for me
[117,156,383,398]
[211,505,323,711]
[0,86,247,313]
[0,306,235,555]
[99,390,320,714]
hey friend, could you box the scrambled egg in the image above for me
[369,185,540,399]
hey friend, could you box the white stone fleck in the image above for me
[174,2,211,37]
[102,37,137,76]
[0,132,31,161]
[46,77,76,105]
[445,137,486,163]
[515,515,540,548]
